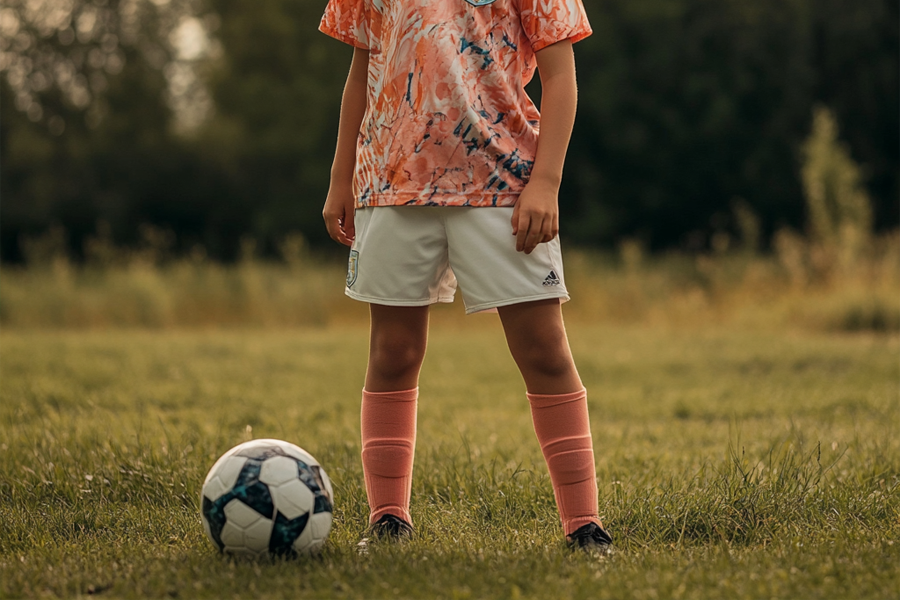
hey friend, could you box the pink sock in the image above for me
[527,388,601,535]
[361,388,417,525]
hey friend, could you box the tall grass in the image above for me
[1,231,366,329]
[2,231,896,332]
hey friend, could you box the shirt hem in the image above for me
[357,193,520,209]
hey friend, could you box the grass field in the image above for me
[1,319,897,599]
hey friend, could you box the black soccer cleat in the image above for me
[357,515,414,555]
[566,522,613,552]
[370,514,414,540]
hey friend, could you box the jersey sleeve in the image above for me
[516,0,592,52]
[319,0,370,49]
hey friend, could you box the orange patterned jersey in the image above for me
[319,0,591,207]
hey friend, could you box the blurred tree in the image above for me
[0,0,202,260]
[802,106,872,269]
[811,0,899,233]
[194,0,350,254]
[564,0,897,249]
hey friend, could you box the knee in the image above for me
[514,335,575,380]
[523,348,574,380]
[369,331,426,380]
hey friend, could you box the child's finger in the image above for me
[326,214,351,246]
[538,223,552,244]
[539,214,553,248]
[538,213,558,244]
[343,208,356,242]
[335,227,351,246]
[337,221,354,246]
[511,203,521,235]
[325,217,341,243]
[524,216,545,254]
[544,214,556,243]
[515,213,531,252]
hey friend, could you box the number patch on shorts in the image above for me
[347,250,359,287]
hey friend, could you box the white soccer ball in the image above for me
[200,439,334,557]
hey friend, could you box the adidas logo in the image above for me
[542,270,561,286]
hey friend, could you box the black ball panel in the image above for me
[201,495,226,551]
[268,511,311,556]
[232,460,275,518]
[298,463,333,513]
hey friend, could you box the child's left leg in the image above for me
[497,299,602,537]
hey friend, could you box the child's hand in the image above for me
[323,184,356,246]
[511,178,559,254]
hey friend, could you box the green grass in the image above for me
[1,322,898,599]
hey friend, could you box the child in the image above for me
[319,0,612,550]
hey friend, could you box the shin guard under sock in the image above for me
[361,388,417,525]
[527,388,601,535]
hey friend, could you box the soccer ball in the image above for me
[200,438,334,557]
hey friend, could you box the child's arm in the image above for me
[323,47,370,246]
[511,40,578,254]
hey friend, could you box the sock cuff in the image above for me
[526,388,586,408]
[564,517,603,536]
[362,387,419,403]
[370,507,412,526]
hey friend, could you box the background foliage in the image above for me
[1,0,897,260]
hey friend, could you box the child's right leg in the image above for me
[361,304,429,528]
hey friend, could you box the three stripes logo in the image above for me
[542,270,561,286]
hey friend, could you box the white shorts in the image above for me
[345,206,570,314]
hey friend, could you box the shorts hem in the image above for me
[464,292,571,315]
[345,289,456,307]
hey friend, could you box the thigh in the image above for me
[497,299,582,394]
[496,298,570,357]
[445,207,570,314]
[369,303,430,347]
[366,304,430,392]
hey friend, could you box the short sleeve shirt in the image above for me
[320,0,591,208]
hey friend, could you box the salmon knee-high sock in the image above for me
[361,388,417,525]
[527,388,601,535]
